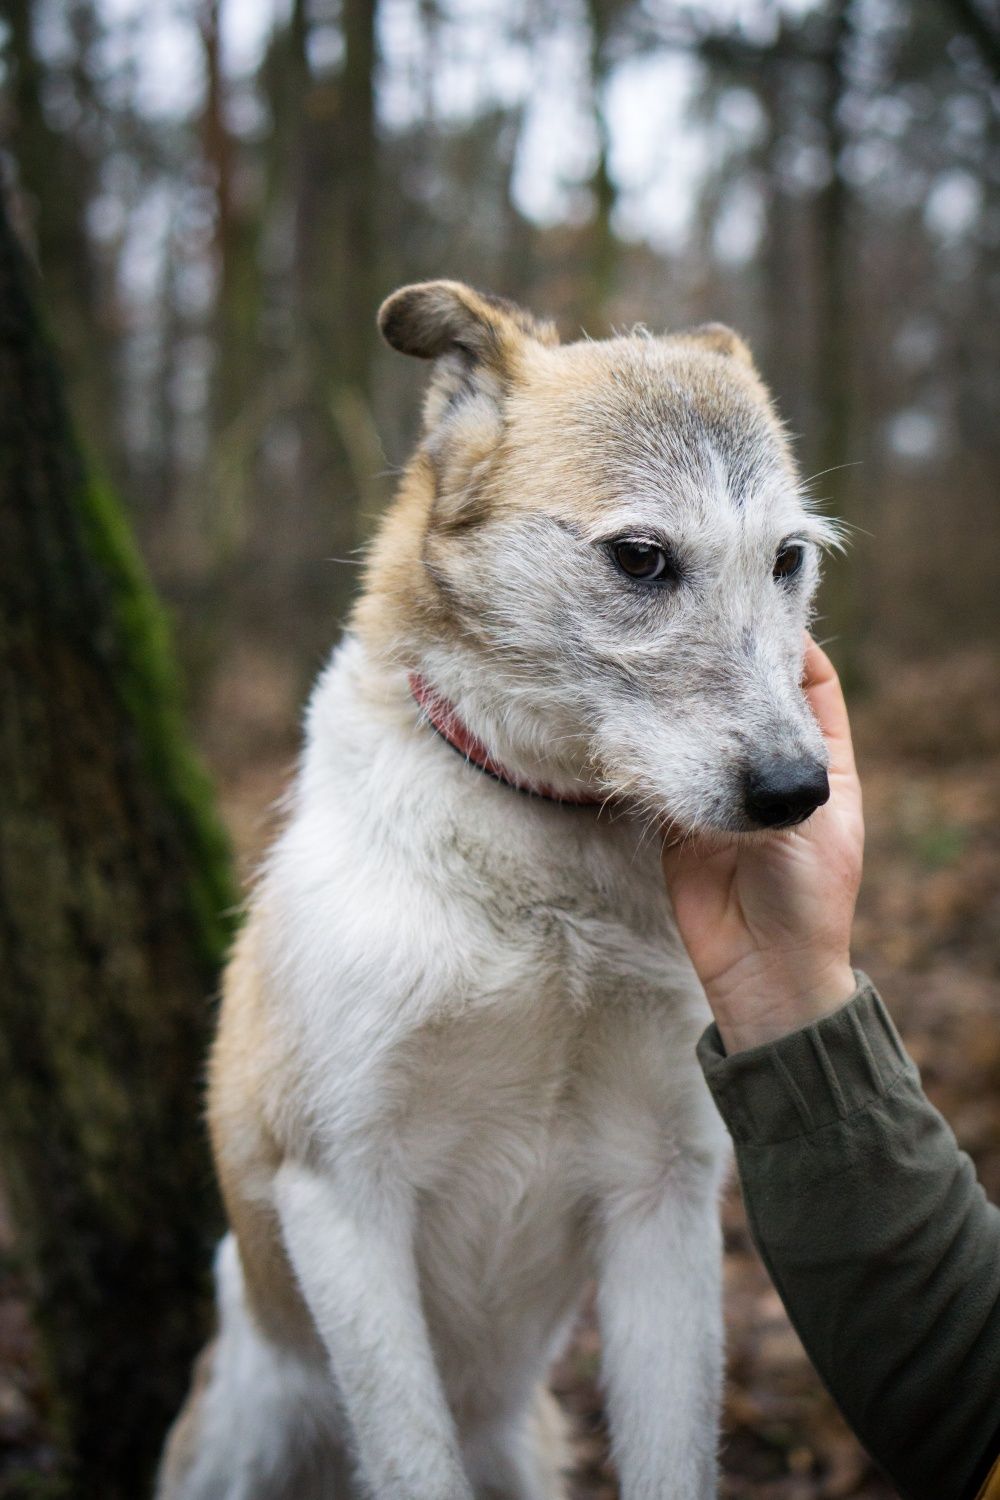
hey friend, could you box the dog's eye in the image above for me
[611,540,674,583]
[773,543,804,581]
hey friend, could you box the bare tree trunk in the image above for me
[198,0,265,562]
[584,0,620,328]
[941,0,1000,77]
[0,189,233,1499]
[5,0,117,478]
[340,0,379,403]
[812,0,861,672]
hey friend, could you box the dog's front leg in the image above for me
[275,1160,473,1500]
[594,1172,725,1500]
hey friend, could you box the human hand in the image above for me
[661,636,865,1054]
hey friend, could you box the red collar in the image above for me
[408,673,602,807]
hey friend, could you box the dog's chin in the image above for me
[657,819,740,853]
[657,814,819,850]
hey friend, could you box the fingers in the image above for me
[802,634,857,779]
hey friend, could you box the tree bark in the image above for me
[5,0,117,478]
[584,0,620,328]
[941,0,1000,78]
[0,190,233,1498]
[811,0,861,676]
[339,0,379,403]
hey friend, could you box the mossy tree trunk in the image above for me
[0,191,234,1497]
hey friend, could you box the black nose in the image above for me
[743,756,830,829]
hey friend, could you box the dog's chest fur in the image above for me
[253,639,719,1327]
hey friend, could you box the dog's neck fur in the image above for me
[408,670,603,807]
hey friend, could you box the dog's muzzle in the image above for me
[742,755,830,829]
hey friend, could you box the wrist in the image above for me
[706,954,857,1055]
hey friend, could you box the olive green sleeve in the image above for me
[697,975,1000,1500]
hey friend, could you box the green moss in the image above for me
[78,480,238,968]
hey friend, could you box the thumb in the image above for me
[802,634,857,782]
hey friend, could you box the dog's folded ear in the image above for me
[378,284,558,499]
[675,322,755,367]
[378,281,558,374]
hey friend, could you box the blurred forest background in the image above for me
[1,0,998,1496]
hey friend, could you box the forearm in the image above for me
[698,976,1000,1500]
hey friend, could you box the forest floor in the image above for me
[2,645,998,1499]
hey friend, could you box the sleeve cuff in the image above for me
[696,973,917,1146]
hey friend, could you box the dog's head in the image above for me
[365,280,840,835]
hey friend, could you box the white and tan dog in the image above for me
[158,282,836,1500]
